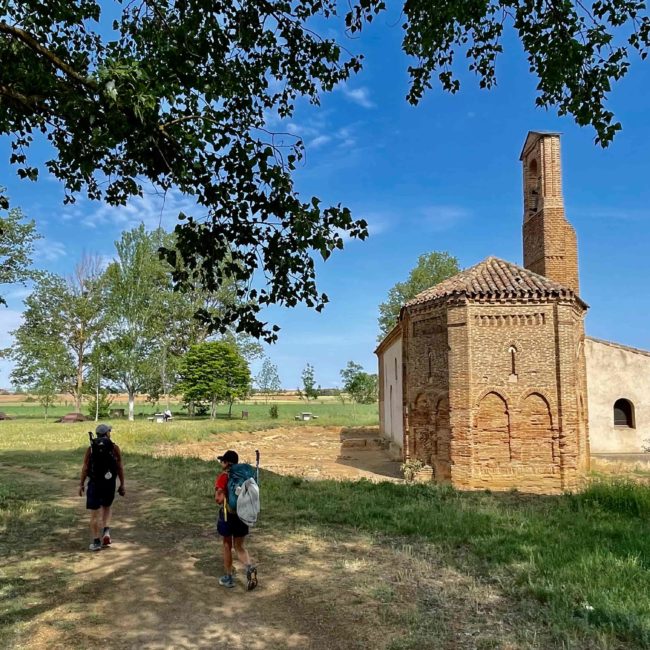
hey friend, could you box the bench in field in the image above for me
[294,412,319,421]
[147,412,173,423]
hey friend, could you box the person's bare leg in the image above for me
[101,506,112,529]
[101,506,112,544]
[235,537,257,590]
[233,537,251,566]
[223,536,233,574]
[89,509,101,540]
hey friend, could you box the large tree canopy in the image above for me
[9,263,106,412]
[1,1,648,339]
[0,200,40,304]
[378,251,460,339]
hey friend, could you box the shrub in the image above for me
[86,391,114,420]
[400,459,424,483]
[269,404,279,419]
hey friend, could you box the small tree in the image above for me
[255,357,282,403]
[340,361,378,404]
[300,363,319,402]
[34,376,57,421]
[179,341,251,419]
[86,390,114,420]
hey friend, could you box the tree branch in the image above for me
[0,22,97,90]
[0,84,46,110]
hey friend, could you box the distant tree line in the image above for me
[3,222,262,420]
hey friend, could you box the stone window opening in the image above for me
[394,358,398,380]
[428,350,433,379]
[508,345,518,382]
[613,398,635,428]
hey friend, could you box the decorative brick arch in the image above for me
[517,392,556,465]
[474,387,512,415]
[516,389,556,428]
[474,391,511,470]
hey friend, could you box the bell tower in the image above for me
[520,132,580,294]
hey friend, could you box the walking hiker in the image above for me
[78,423,125,551]
[215,449,258,590]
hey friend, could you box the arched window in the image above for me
[428,350,433,379]
[394,358,398,380]
[613,399,635,428]
[508,345,517,376]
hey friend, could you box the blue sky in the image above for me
[1,11,650,390]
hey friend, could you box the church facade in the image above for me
[376,132,650,494]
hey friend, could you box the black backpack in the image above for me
[88,432,118,481]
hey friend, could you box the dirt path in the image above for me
[2,434,548,650]
[3,448,413,650]
[155,426,403,482]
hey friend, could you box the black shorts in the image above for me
[216,508,249,538]
[86,479,116,510]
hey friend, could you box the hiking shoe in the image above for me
[102,529,112,547]
[246,565,258,591]
[218,574,235,589]
[89,540,102,552]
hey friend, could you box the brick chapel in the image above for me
[376,131,592,493]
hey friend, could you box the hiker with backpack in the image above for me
[78,423,125,551]
[214,449,259,590]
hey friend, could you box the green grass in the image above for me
[0,399,379,425]
[2,418,650,648]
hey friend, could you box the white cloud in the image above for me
[4,286,32,301]
[420,205,470,232]
[263,113,360,157]
[79,189,200,231]
[310,135,332,149]
[341,86,375,109]
[35,239,67,262]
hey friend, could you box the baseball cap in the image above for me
[96,423,112,436]
[217,450,238,464]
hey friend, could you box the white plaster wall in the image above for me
[380,337,403,448]
[586,338,650,453]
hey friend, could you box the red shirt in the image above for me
[215,472,228,491]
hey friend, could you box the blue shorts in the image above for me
[216,508,249,538]
[86,479,116,510]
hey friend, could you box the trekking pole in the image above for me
[255,449,260,483]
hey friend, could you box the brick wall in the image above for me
[403,296,588,494]
[402,304,451,478]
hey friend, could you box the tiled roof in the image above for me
[405,257,584,307]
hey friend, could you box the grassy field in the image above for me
[0,399,379,425]
[2,414,650,648]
